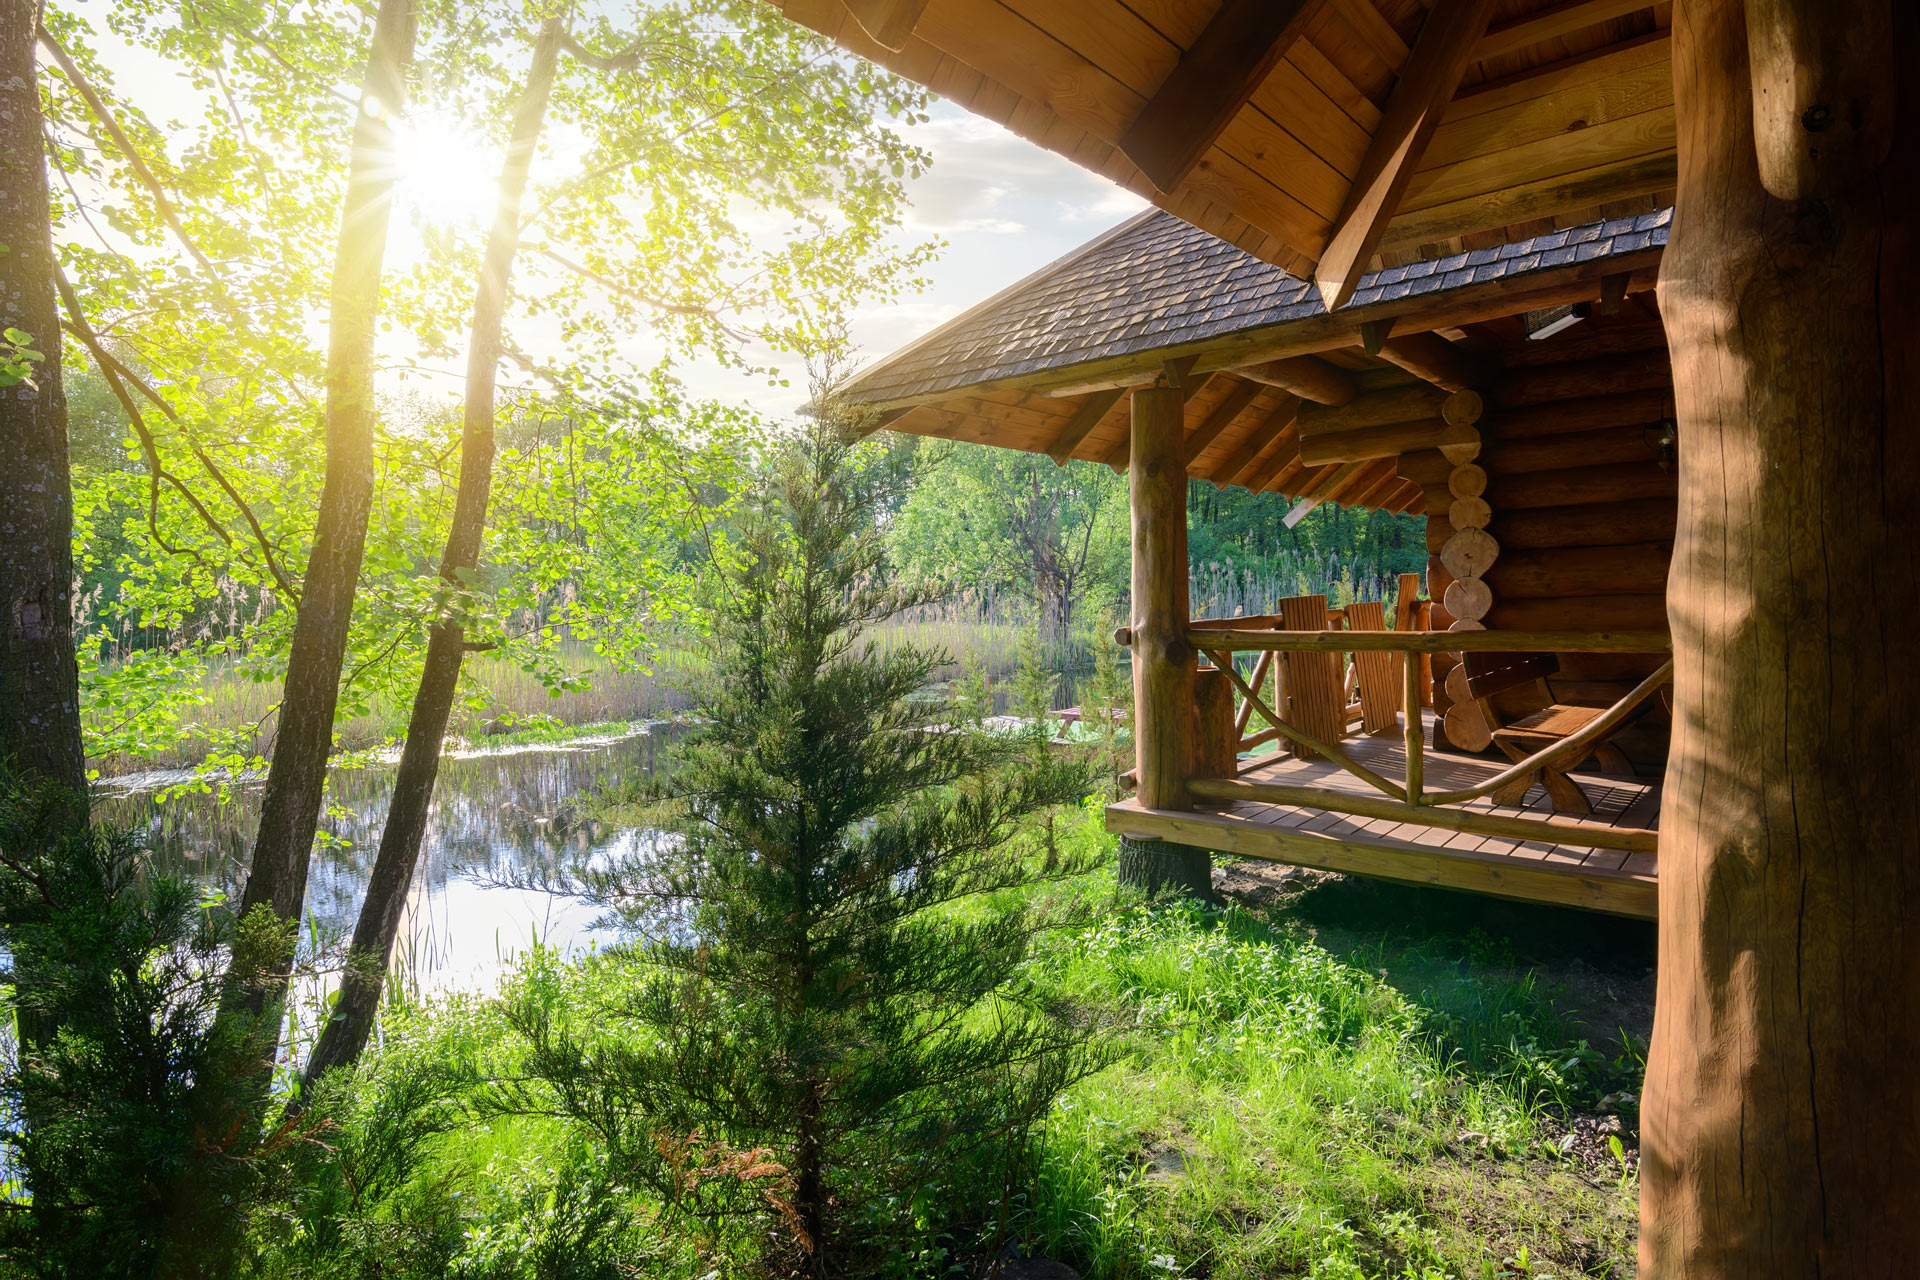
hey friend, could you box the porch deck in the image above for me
[1107,711,1659,919]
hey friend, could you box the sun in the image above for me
[391,112,501,228]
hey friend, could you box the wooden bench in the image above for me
[1463,651,1640,814]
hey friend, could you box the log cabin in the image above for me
[767,0,1918,1272]
[845,206,1676,919]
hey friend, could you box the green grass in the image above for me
[257,805,1649,1279]
[1009,814,1646,1279]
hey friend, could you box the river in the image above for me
[92,726,678,993]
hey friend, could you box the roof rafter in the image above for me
[1045,387,1125,465]
[1212,403,1299,489]
[1474,0,1656,61]
[1116,0,1328,194]
[1183,377,1264,463]
[1314,0,1502,311]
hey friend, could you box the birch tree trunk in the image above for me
[302,15,565,1084]
[1643,1,1919,1272]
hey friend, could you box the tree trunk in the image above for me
[303,16,564,1085]
[229,0,415,951]
[1642,2,1919,1273]
[1115,835,1212,900]
[0,0,85,801]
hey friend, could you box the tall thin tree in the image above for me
[227,0,416,980]
[0,0,85,800]
[303,12,566,1084]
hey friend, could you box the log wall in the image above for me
[1402,322,1677,769]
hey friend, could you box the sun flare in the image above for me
[391,113,501,228]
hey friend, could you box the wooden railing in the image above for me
[1116,625,1672,855]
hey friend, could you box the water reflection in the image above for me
[85,662,1118,995]
[92,727,681,991]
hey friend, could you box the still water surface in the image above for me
[87,665,1110,995]
[92,727,678,991]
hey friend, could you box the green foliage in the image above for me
[48,0,938,772]
[890,442,1128,641]
[0,327,46,390]
[496,418,1109,1272]
[0,777,288,1276]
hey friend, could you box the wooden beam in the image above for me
[1183,377,1262,462]
[1298,417,1479,466]
[1231,355,1358,405]
[1474,0,1658,62]
[1378,332,1492,391]
[1380,150,1676,254]
[840,0,930,52]
[1314,0,1502,311]
[1102,799,1656,918]
[1210,404,1297,488]
[1299,383,1450,433]
[1300,460,1366,506]
[1045,387,1124,465]
[1116,0,1325,194]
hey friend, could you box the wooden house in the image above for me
[847,207,1677,918]
[770,0,1918,1271]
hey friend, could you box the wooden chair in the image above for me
[1274,594,1345,759]
[1462,651,1639,814]
[1343,600,1401,735]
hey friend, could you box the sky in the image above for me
[627,101,1149,417]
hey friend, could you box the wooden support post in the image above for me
[1641,2,1918,1273]
[1190,665,1239,787]
[1128,385,1194,811]
[1402,639,1424,804]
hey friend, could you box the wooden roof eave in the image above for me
[775,0,1677,283]
[846,244,1660,414]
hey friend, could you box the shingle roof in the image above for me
[850,207,1672,405]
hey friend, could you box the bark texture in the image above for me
[1128,384,1193,811]
[1642,1,1919,1273]
[303,17,564,1084]
[235,0,415,935]
[0,0,85,798]
[1115,836,1212,901]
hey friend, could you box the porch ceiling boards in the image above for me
[1108,713,1660,918]
[772,0,1675,297]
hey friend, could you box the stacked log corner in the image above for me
[1399,313,1677,763]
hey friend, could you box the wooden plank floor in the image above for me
[1107,711,1660,918]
